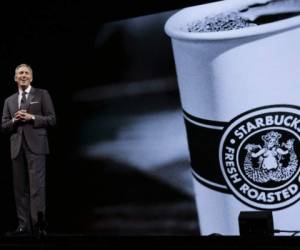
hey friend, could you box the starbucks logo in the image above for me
[219,106,300,210]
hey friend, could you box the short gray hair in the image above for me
[15,63,33,75]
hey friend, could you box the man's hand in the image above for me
[14,110,34,122]
[14,110,24,121]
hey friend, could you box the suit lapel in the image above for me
[27,87,36,110]
[12,93,19,114]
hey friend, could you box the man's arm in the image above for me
[1,99,17,133]
[33,90,56,129]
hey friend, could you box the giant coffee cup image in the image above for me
[165,0,300,235]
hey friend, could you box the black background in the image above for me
[0,0,215,235]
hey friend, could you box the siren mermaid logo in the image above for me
[219,106,300,210]
[244,131,298,183]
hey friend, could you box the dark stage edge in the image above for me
[1,235,300,249]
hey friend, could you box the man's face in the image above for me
[14,66,33,89]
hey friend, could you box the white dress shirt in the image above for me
[18,85,32,109]
[12,85,35,123]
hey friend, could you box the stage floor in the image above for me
[1,235,300,249]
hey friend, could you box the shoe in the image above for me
[33,223,47,238]
[33,212,47,238]
[33,227,47,238]
[5,226,31,236]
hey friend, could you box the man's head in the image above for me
[14,63,33,90]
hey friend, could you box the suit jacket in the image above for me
[2,87,56,159]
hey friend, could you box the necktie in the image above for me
[20,91,27,110]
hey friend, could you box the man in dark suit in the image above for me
[2,63,56,236]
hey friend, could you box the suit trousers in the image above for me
[12,134,46,229]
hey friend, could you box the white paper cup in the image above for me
[165,0,300,235]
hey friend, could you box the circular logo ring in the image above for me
[219,106,300,210]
